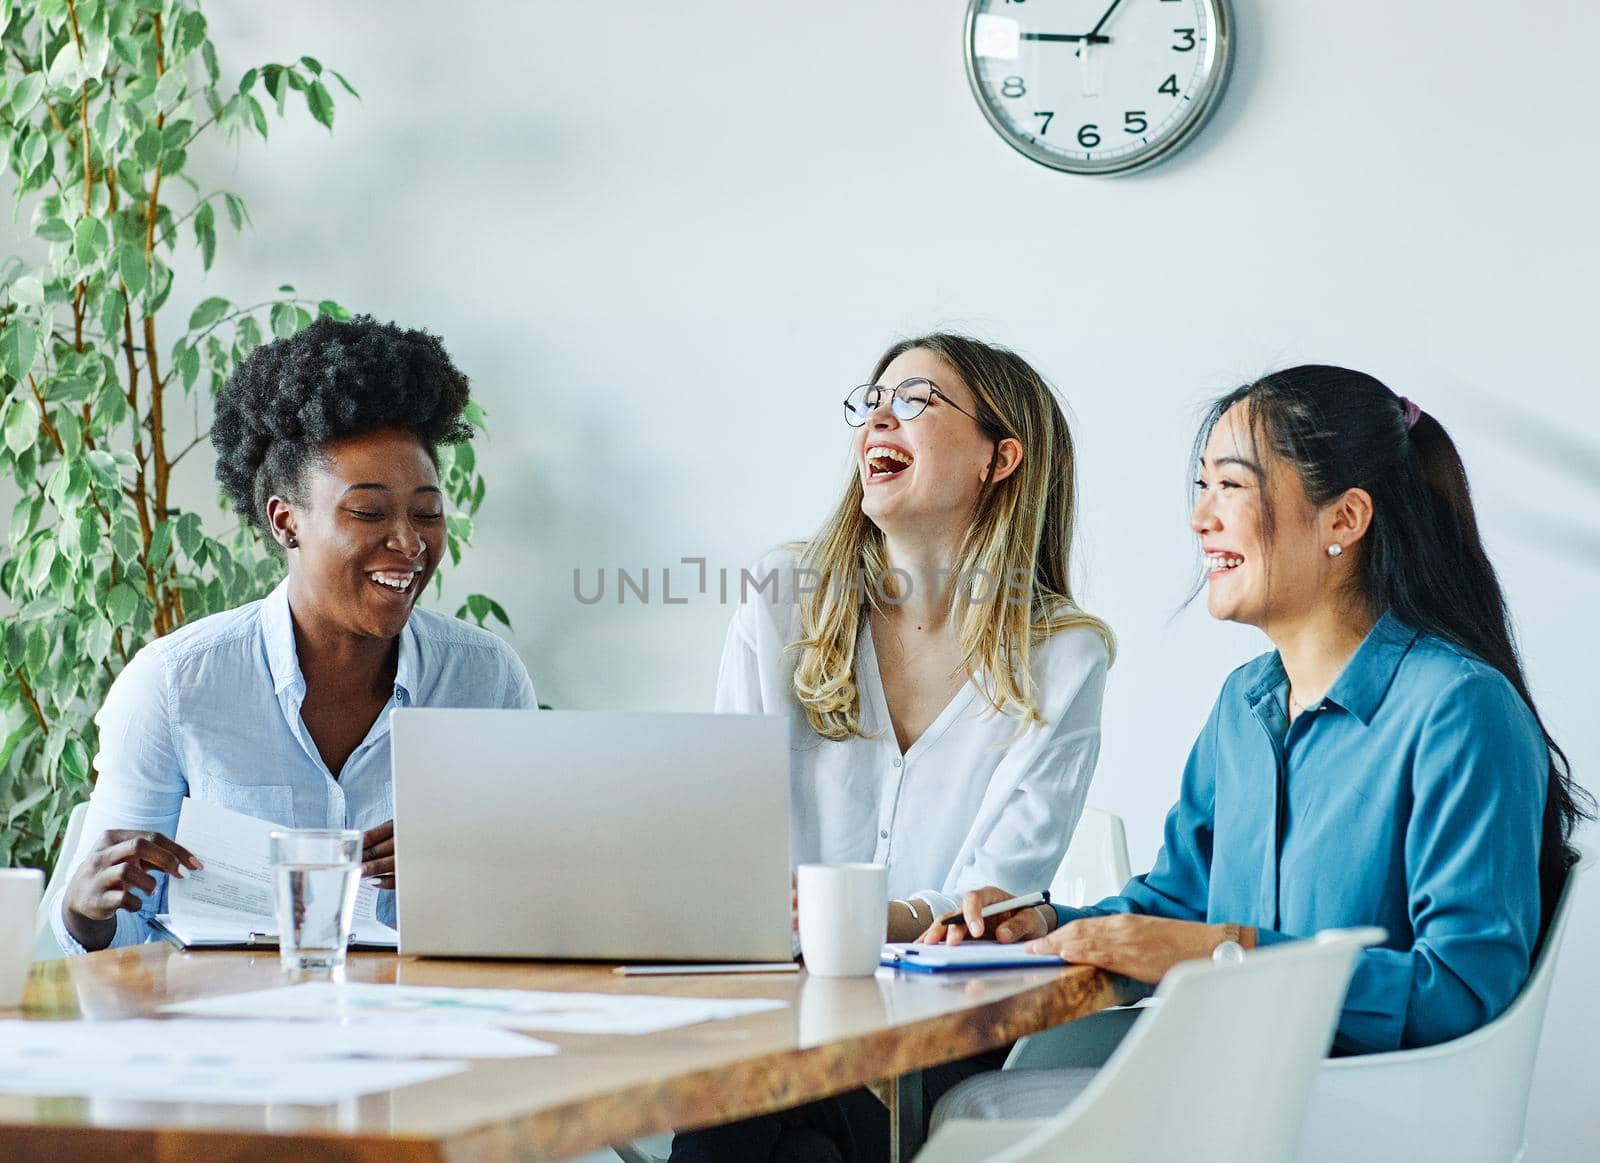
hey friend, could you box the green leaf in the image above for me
[263,64,286,104]
[305,80,334,130]
[85,448,120,489]
[74,215,109,267]
[77,507,100,559]
[246,94,268,137]
[269,301,299,339]
[189,295,230,330]
[8,73,45,120]
[1,325,39,382]
[316,299,351,322]
[330,70,361,100]
[176,511,204,557]
[118,244,148,298]
[36,218,72,243]
[194,200,216,269]
[463,400,488,429]
[446,514,474,543]
[223,192,249,230]
[299,55,323,75]
[238,67,259,95]
[153,67,186,115]
[107,583,140,626]
[175,11,207,59]
[10,275,44,307]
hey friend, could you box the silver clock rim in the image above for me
[962,0,1234,177]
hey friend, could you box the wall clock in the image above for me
[964,0,1234,175]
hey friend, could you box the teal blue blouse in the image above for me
[1056,613,1546,1054]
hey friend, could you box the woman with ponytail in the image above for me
[922,366,1588,1123]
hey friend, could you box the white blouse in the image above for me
[715,550,1109,919]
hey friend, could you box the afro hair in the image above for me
[211,314,474,533]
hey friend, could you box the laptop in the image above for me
[390,709,793,962]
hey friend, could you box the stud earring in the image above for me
[285,534,298,549]
[1327,543,1343,558]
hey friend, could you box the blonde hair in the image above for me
[791,334,1114,740]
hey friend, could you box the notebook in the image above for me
[880,942,1065,972]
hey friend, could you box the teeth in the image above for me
[369,571,415,590]
[1205,552,1245,570]
[866,446,913,465]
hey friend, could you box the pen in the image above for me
[933,890,1050,929]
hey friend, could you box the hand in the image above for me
[361,819,396,889]
[914,886,1055,946]
[791,874,799,936]
[63,830,202,950]
[1025,915,1237,984]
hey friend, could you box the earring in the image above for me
[1327,543,1343,558]
[285,534,298,549]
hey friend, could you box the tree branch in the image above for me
[15,670,49,736]
[26,374,67,455]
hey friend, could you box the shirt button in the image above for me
[892,757,903,768]
[880,829,889,839]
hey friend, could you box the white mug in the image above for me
[0,868,44,1008]
[798,862,887,977]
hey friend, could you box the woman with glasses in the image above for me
[669,334,1113,1162]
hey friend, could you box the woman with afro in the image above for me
[53,315,535,953]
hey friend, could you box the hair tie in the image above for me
[1399,396,1422,431]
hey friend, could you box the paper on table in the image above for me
[881,942,1066,968]
[165,982,788,1035]
[0,1018,555,1062]
[165,798,396,947]
[0,1054,462,1105]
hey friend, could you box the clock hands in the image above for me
[1086,0,1126,39]
[1020,32,1111,44]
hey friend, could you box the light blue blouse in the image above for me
[53,580,536,953]
[1054,613,1546,1054]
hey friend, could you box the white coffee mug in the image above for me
[797,862,887,977]
[0,868,44,1008]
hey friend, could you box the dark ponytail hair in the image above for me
[1195,365,1591,933]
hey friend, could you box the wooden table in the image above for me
[1,945,1130,1161]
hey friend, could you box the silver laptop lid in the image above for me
[391,709,792,962]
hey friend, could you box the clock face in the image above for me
[964,0,1233,176]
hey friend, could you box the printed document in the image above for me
[166,981,787,1035]
[158,797,397,948]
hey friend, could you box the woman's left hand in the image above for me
[361,819,397,889]
[1025,915,1237,985]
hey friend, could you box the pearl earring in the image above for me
[285,534,298,549]
[1327,543,1343,558]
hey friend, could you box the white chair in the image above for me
[1047,807,1132,908]
[32,799,91,961]
[1295,845,1593,1163]
[914,928,1382,1163]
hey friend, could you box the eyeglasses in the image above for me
[842,378,983,428]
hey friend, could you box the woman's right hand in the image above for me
[916,885,1056,946]
[62,830,202,950]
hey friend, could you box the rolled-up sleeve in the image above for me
[51,647,187,954]
[1275,672,1544,1053]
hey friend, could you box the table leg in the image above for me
[889,1068,925,1163]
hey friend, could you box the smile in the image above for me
[367,569,420,596]
[865,445,913,480]
[1205,551,1245,575]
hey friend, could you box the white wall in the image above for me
[16,0,1599,1153]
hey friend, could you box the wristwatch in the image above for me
[1212,923,1246,965]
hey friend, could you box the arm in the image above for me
[1256,672,1545,1053]
[53,648,189,954]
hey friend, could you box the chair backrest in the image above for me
[1049,807,1132,908]
[1297,845,1594,1163]
[987,928,1382,1163]
[32,799,91,961]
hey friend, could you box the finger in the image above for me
[363,819,396,847]
[141,832,203,871]
[369,875,397,890]
[362,855,396,880]
[962,890,987,939]
[104,862,158,896]
[125,837,189,879]
[98,888,141,915]
[945,922,970,946]
[364,836,395,860]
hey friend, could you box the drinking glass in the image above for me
[269,829,362,972]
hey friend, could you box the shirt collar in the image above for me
[261,579,304,695]
[260,577,420,704]
[1243,610,1420,726]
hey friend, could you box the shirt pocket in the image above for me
[193,775,296,827]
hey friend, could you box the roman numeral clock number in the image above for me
[963,0,1236,175]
